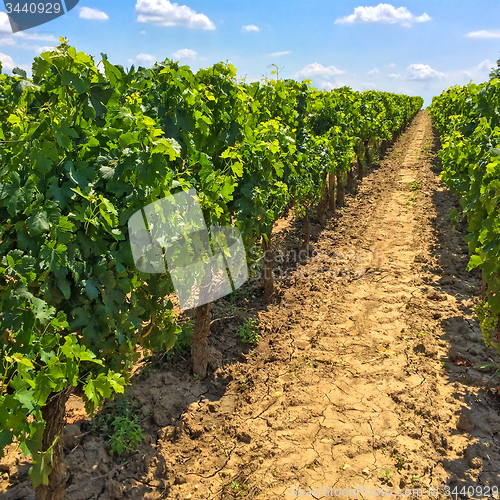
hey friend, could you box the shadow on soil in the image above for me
[426,127,500,496]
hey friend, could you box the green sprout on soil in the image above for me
[222,479,248,497]
[230,481,247,495]
[395,454,405,471]
[236,317,260,346]
[407,182,422,192]
[108,415,144,457]
[306,459,320,470]
[89,398,145,457]
[404,182,422,207]
[380,469,393,485]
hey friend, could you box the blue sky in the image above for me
[0,0,499,105]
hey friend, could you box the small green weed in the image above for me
[236,318,260,346]
[407,182,422,192]
[306,459,320,470]
[222,480,248,497]
[89,398,145,457]
[405,194,418,207]
[395,454,405,471]
[380,469,393,485]
[229,286,256,302]
[231,481,247,494]
[108,414,144,456]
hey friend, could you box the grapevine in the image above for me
[430,74,500,355]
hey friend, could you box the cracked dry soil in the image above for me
[2,111,500,500]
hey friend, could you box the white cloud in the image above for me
[477,59,494,71]
[269,51,291,57]
[388,73,400,79]
[243,24,259,32]
[387,62,396,68]
[0,12,11,34]
[79,7,109,21]
[16,33,57,42]
[415,14,431,23]
[367,67,379,76]
[335,3,431,28]
[466,30,500,39]
[140,30,147,35]
[172,48,197,60]
[319,81,336,90]
[135,53,157,65]
[35,46,56,54]
[404,63,444,80]
[0,37,14,46]
[0,29,57,50]
[0,52,14,70]
[296,62,345,80]
[136,0,215,30]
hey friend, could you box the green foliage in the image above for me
[236,318,260,346]
[89,397,144,457]
[430,78,500,355]
[0,38,180,485]
[489,58,500,80]
[0,38,423,490]
[169,320,194,357]
[108,415,144,457]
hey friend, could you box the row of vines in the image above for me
[0,38,423,499]
[430,77,500,360]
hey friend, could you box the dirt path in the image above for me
[3,111,500,500]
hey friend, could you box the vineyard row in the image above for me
[0,38,422,497]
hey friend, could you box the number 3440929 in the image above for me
[444,485,499,497]
[5,3,62,14]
